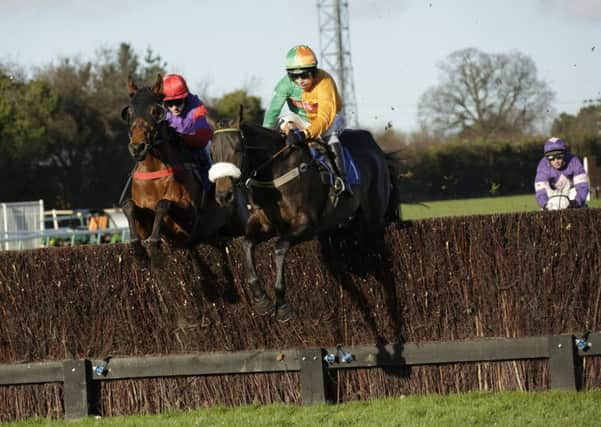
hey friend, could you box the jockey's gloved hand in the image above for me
[286,129,305,147]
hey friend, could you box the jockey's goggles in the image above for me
[164,98,186,108]
[288,70,313,80]
[546,154,565,161]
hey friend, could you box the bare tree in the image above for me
[418,48,555,138]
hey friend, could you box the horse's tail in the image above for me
[385,151,403,222]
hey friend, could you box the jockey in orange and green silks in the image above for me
[262,45,344,140]
[262,76,306,127]
[263,44,352,196]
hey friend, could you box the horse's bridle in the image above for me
[129,120,165,149]
[124,101,168,160]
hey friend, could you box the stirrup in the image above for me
[334,177,353,197]
[334,177,345,194]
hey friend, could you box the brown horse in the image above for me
[208,110,399,321]
[120,75,245,264]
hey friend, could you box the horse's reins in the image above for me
[213,127,310,189]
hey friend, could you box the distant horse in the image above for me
[208,110,398,321]
[120,75,245,265]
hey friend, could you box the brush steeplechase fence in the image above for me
[2,209,601,421]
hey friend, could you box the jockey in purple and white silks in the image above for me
[534,137,589,210]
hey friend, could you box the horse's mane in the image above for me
[243,122,281,138]
[132,86,160,106]
[241,122,284,149]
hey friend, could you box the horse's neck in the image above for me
[254,148,306,183]
[276,148,306,172]
[244,151,271,179]
[242,128,282,177]
[245,125,282,151]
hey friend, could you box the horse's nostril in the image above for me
[128,142,148,161]
[216,190,234,207]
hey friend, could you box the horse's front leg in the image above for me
[242,212,274,315]
[187,203,201,244]
[273,211,312,322]
[146,199,171,267]
[273,238,293,322]
[240,237,271,315]
[146,199,171,243]
[121,198,146,259]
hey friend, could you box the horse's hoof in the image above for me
[276,303,293,323]
[253,295,274,316]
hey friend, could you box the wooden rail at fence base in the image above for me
[1,333,599,420]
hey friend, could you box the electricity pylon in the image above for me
[317,0,359,127]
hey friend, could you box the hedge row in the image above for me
[392,137,601,200]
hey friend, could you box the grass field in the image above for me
[5,390,601,426]
[400,194,601,220]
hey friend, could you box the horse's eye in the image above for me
[150,105,165,122]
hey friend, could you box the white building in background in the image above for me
[0,200,45,250]
[0,200,130,251]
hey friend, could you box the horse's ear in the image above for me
[206,114,216,130]
[152,74,163,98]
[120,106,130,122]
[238,104,244,123]
[127,75,138,98]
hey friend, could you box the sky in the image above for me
[1,0,600,134]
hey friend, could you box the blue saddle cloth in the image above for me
[308,146,360,186]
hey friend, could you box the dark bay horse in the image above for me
[121,76,245,265]
[208,112,398,321]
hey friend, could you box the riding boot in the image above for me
[328,136,354,197]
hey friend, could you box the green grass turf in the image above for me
[400,194,601,220]
[6,390,601,427]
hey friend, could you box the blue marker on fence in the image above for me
[575,338,588,351]
[94,356,112,376]
[575,332,591,352]
[324,353,336,364]
[336,344,354,363]
[340,349,354,363]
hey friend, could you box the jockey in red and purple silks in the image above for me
[162,73,213,152]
